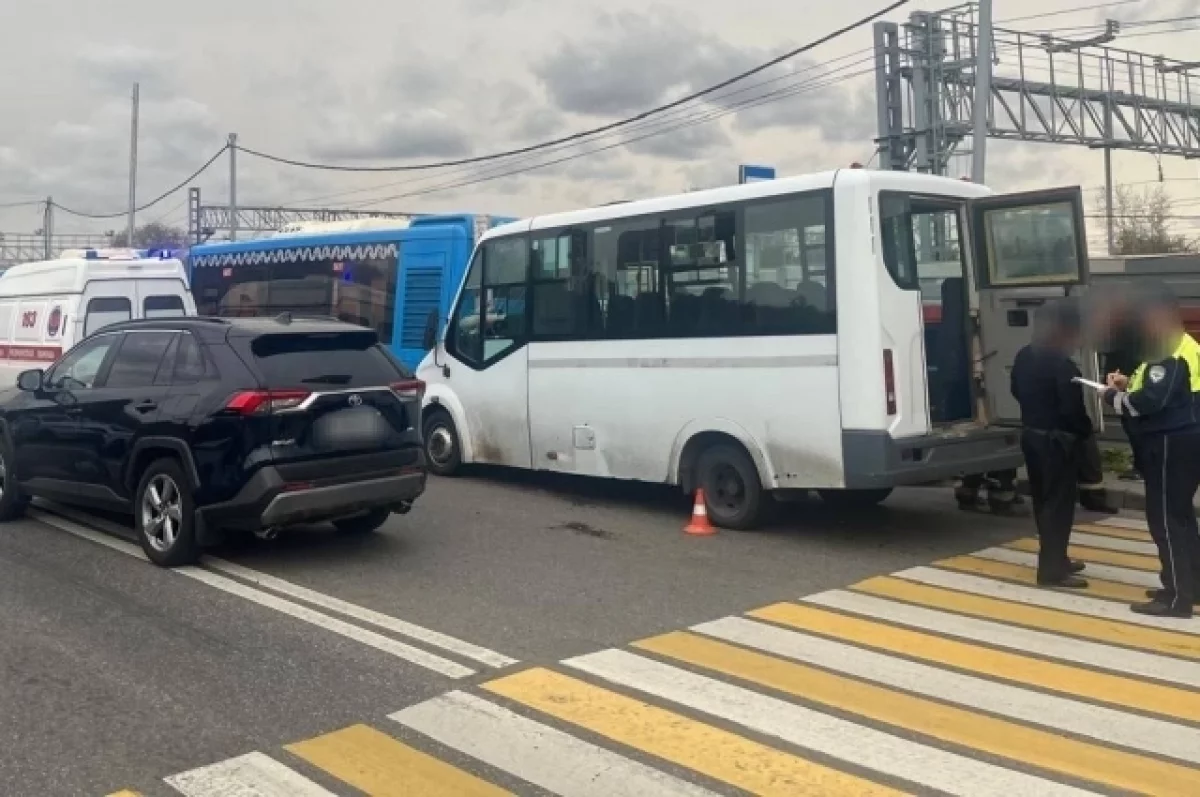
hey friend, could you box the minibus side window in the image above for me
[144,295,186,319]
[880,194,919,290]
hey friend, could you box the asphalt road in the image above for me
[0,471,1047,796]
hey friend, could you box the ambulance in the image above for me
[0,249,195,386]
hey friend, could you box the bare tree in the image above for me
[107,222,188,249]
[1097,185,1197,256]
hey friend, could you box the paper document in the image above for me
[1071,377,1109,391]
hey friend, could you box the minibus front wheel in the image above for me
[696,442,764,530]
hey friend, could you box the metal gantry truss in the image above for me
[187,187,415,243]
[874,5,1200,175]
[0,232,111,270]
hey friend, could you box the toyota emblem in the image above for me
[348,394,363,407]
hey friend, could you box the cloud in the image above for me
[75,45,175,95]
[533,10,766,117]
[623,121,731,160]
[309,109,473,161]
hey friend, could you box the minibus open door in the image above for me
[965,186,1103,432]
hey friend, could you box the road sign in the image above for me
[738,165,776,184]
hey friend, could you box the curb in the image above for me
[1016,478,1154,511]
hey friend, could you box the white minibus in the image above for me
[417,168,1099,528]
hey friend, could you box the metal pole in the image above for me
[1104,147,1115,254]
[127,83,139,248]
[971,0,993,183]
[228,133,238,241]
[43,197,53,259]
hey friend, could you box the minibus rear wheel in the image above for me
[697,443,763,530]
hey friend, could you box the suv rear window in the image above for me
[247,331,408,388]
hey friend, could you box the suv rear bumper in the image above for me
[201,464,426,531]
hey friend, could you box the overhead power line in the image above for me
[233,0,908,174]
[999,1,1143,25]
[350,63,876,207]
[52,146,229,219]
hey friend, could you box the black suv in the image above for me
[0,316,426,566]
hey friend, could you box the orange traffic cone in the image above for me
[684,489,717,536]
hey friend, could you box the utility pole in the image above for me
[1104,148,1115,254]
[970,0,993,183]
[43,197,53,259]
[127,83,140,248]
[228,133,238,241]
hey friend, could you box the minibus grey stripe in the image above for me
[528,355,838,370]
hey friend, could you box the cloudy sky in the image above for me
[0,0,1197,246]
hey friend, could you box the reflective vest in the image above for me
[1129,333,1200,393]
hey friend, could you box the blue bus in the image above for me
[188,214,513,367]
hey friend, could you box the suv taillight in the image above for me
[883,349,897,416]
[391,379,426,401]
[225,390,310,415]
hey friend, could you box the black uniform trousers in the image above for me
[1139,431,1200,609]
[1021,429,1081,580]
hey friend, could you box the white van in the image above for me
[0,252,195,386]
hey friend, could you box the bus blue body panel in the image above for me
[187,214,514,369]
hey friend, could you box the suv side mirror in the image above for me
[422,310,439,350]
[17,369,43,392]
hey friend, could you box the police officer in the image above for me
[1103,285,1200,618]
[1011,300,1091,587]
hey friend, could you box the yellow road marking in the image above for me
[853,576,1200,659]
[636,631,1200,796]
[483,667,904,797]
[935,555,1148,603]
[106,791,141,797]
[750,602,1200,723]
[1008,538,1160,572]
[1075,523,1152,542]
[286,724,508,797]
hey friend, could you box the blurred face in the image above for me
[1142,305,1181,356]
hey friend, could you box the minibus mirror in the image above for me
[422,310,438,350]
[17,369,43,392]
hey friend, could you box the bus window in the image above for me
[593,220,661,339]
[192,254,398,344]
[450,237,528,365]
[85,297,132,337]
[744,193,834,335]
[663,210,737,337]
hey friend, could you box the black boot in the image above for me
[1144,589,1200,606]
[1130,600,1193,618]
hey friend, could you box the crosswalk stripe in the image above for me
[1075,523,1153,542]
[391,691,719,797]
[973,547,1162,589]
[692,616,1200,766]
[106,791,142,797]
[164,752,334,796]
[934,556,1149,602]
[483,667,903,797]
[853,577,1200,658]
[1097,516,1151,531]
[1007,538,1161,572]
[286,724,508,797]
[568,646,1096,797]
[1070,532,1159,556]
[759,598,1200,699]
[205,558,517,668]
[892,568,1200,635]
[628,633,1200,795]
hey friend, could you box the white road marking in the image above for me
[165,752,334,796]
[392,691,718,797]
[1070,532,1158,556]
[30,509,475,678]
[971,547,1161,589]
[694,616,1200,766]
[1097,517,1151,532]
[806,590,1200,688]
[205,558,516,668]
[564,649,1097,797]
[894,567,1200,634]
